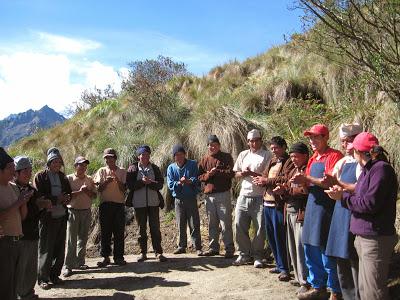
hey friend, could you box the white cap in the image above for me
[247,129,261,140]
[339,123,362,138]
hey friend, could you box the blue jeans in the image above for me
[304,243,341,293]
[264,206,288,272]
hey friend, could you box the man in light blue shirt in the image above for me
[167,145,203,256]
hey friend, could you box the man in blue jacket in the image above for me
[167,145,203,256]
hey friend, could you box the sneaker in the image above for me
[269,268,280,274]
[196,250,205,256]
[329,292,343,300]
[296,284,311,295]
[38,281,51,290]
[63,268,73,277]
[137,253,148,262]
[173,247,186,254]
[78,264,89,270]
[232,255,251,266]
[114,258,127,266]
[297,287,329,300]
[203,249,219,256]
[97,257,110,268]
[290,280,301,287]
[253,259,264,268]
[224,252,235,259]
[278,271,290,282]
[156,254,168,262]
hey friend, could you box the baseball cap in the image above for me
[74,156,90,165]
[304,124,329,136]
[103,148,117,158]
[351,132,379,152]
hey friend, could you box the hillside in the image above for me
[8,28,400,300]
[0,105,66,147]
[8,43,400,180]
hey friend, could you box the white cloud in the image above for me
[37,32,102,54]
[0,32,122,119]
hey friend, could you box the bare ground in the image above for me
[38,201,400,300]
[35,254,299,300]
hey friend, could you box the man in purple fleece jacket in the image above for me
[326,132,398,300]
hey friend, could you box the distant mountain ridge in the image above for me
[0,105,66,147]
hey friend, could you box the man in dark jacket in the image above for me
[198,135,235,258]
[34,148,72,290]
[13,156,51,299]
[126,145,166,262]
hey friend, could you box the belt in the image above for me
[69,208,90,211]
[2,235,23,242]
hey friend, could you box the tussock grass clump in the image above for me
[188,106,258,161]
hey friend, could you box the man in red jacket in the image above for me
[291,124,343,300]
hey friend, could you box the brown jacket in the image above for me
[284,164,308,211]
[261,153,295,208]
[198,151,235,194]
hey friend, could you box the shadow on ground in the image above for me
[41,292,135,299]
[51,275,189,292]
[74,255,234,276]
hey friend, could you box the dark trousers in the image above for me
[16,239,38,299]
[38,215,67,283]
[175,198,202,250]
[135,206,163,254]
[264,206,289,272]
[99,202,125,260]
[0,238,20,300]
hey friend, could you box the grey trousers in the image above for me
[286,211,308,285]
[354,235,397,300]
[38,215,67,283]
[234,195,265,260]
[337,257,359,300]
[16,239,38,299]
[175,198,202,250]
[64,208,91,269]
[205,191,234,253]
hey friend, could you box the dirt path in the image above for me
[36,254,298,300]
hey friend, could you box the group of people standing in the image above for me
[0,122,398,300]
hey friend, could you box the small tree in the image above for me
[294,0,400,104]
[122,56,189,125]
[80,85,118,109]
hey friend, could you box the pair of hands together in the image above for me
[178,176,192,186]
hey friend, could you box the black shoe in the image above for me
[197,250,205,256]
[39,281,51,290]
[173,247,186,254]
[224,252,235,259]
[203,249,219,256]
[97,257,110,268]
[78,264,89,270]
[63,268,73,277]
[50,277,63,285]
[114,258,127,266]
[156,254,168,262]
[137,253,148,262]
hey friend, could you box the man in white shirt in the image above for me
[232,129,272,268]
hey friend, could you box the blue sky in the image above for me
[0,0,302,118]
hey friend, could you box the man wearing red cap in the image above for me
[291,124,343,300]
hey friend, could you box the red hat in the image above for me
[304,124,329,136]
[352,132,379,152]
